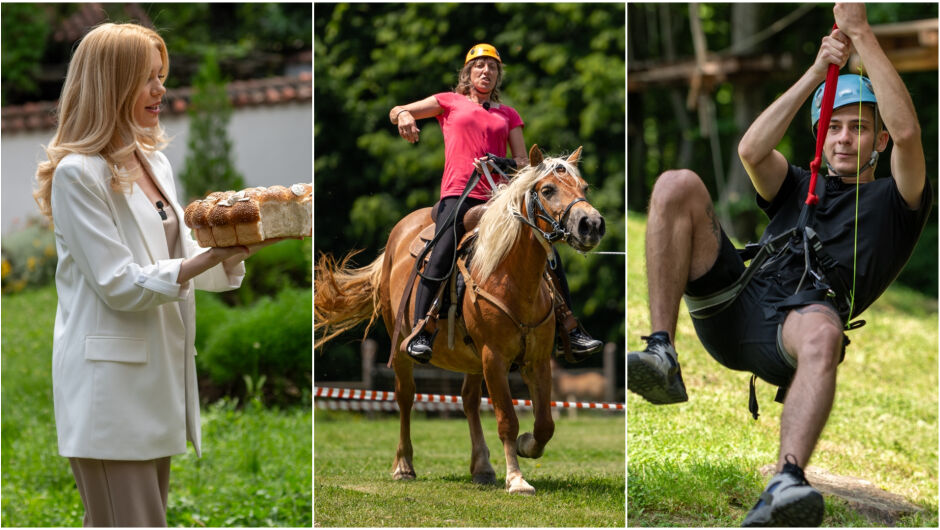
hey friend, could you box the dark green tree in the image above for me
[1,3,50,105]
[178,47,244,202]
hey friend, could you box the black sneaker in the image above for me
[627,331,688,404]
[742,456,824,527]
[406,330,433,364]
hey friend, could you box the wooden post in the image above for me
[603,342,616,403]
[361,339,377,418]
[361,339,376,390]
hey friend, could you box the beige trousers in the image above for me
[68,457,171,527]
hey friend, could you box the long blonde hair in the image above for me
[34,23,170,220]
[470,155,580,280]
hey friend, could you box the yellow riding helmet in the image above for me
[465,43,501,65]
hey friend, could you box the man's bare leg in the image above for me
[778,304,844,470]
[742,303,841,527]
[629,169,724,404]
[645,169,723,340]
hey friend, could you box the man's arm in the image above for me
[835,3,925,209]
[738,29,852,202]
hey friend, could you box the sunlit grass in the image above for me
[315,409,625,527]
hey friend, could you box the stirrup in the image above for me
[406,329,433,364]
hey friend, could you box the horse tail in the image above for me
[314,249,385,349]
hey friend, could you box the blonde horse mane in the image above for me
[470,153,581,280]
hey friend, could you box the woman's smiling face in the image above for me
[133,46,166,128]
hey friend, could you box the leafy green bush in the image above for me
[194,289,231,352]
[223,238,312,306]
[1,219,56,294]
[197,288,311,405]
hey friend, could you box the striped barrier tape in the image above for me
[314,386,625,411]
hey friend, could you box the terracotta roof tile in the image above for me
[1,74,311,134]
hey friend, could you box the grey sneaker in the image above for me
[742,456,824,527]
[627,331,688,404]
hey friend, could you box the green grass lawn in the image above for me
[1,285,312,527]
[314,409,625,527]
[627,212,939,527]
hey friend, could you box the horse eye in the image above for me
[541,186,555,198]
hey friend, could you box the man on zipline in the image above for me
[629,4,930,526]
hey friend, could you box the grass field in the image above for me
[626,212,939,527]
[1,285,312,527]
[314,408,625,527]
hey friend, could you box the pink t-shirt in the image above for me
[434,91,524,200]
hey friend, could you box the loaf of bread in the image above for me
[183,183,312,247]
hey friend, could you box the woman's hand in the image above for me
[210,245,250,268]
[178,237,301,284]
[396,110,421,143]
[389,96,442,144]
[810,28,851,79]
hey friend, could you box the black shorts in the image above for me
[684,230,796,388]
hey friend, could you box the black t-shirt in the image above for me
[754,164,931,319]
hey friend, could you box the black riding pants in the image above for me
[413,196,485,327]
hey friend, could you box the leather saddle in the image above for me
[409,203,487,260]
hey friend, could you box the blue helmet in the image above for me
[811,74,877,129]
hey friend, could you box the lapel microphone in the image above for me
[483,102,490,110]
[156,201,167,220]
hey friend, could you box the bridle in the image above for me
[511,164,587,264]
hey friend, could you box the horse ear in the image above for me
[566,146,583,165]
[528,144,543,167]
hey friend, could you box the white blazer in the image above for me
[50,149,244,460]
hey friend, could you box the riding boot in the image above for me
[554,303,603,362]
[547,254,602,362]
[405,279,440,364]
[403,317,433,364]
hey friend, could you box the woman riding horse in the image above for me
[389,43,601,363]
[315,144,605,494]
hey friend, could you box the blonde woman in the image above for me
[34,23,280,526]
[389,43,602,363]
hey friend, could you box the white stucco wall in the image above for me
[0,101,311,235]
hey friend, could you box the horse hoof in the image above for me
[392,470,416,481]
[472,472,497,485]
[516,432,544,459]
[506,477,536,495]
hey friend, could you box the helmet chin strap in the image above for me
[825,150,879,178]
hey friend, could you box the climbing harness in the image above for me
[683,23,870,418]
[684,40,854,324]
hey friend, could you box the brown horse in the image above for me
[315,145,605,494]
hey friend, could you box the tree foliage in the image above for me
[0,3,311,105]
[0,3,51,105]
[628,2,937,293]
[178,48,245,202]
[314,4,626,367]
